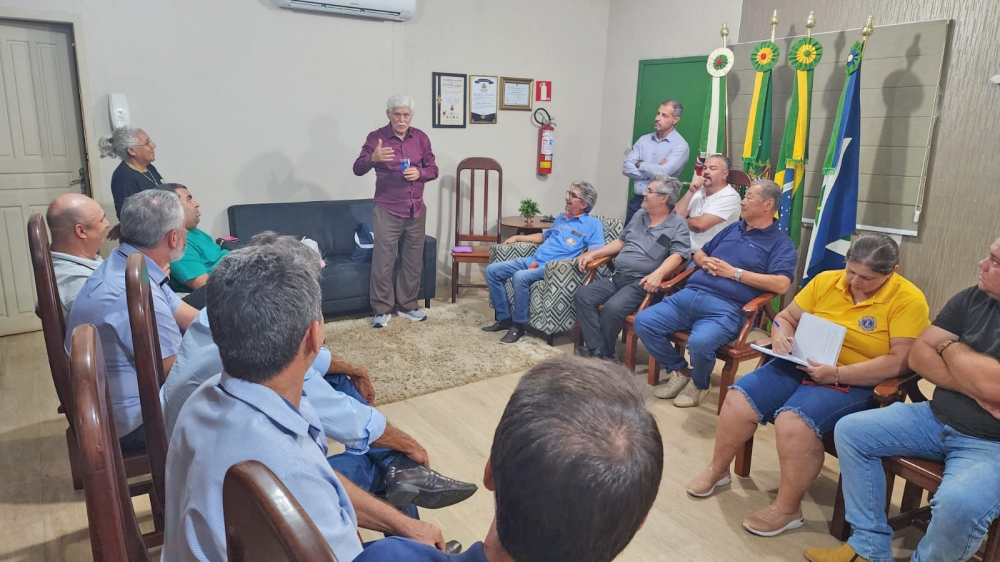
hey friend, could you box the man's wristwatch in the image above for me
[734,268,744,283]
[936,339,956,355]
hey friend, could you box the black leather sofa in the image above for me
[227,199,436,316]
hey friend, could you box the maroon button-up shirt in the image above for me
[353,124,439,218]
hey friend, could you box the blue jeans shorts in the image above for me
[732,359,877,437]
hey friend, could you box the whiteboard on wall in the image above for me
[727,19,949,236]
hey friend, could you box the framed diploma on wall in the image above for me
[469,75,498,124]
[432,72,467,128]
[500,77,533,110]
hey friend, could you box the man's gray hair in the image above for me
[386,94,415,113]
[246,231,323,279]
[206,240,323,384]
[659,100,683,117]
[119,190,184,250]
[571,181,598,212]
[751,178,782,208]
[706,153,731,171]
[98,126,141,160]
[649,174,682,208]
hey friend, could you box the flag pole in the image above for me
[860,15,874,56]
[770,10,779,42]
[806,11,815,37]
[722,22,730,158]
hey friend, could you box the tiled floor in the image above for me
[0,290,925,561]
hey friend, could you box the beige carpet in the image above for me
[323,304,564,405]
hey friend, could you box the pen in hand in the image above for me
[773,320,791,342]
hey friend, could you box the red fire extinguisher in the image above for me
[533,108,555,175]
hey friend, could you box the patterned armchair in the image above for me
[488,216,624,343]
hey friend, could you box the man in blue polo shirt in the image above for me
[634,179,797,408]
[482,182,604,344]
[66,189,199,452]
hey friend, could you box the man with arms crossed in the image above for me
[622,100,690,225]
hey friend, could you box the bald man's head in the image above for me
[46,194,109,258]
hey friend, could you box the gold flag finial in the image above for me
[721,22,730,48]
[806,11,816,37]
[770,10,779,42]
[861,15,874,55]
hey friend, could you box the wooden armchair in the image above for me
[124,252,170,531]
[645,266,776,414]
[728,169,753,198]
[573,256,688,369]
[69,324,157,560]
[27,214,155,496]
[451,157,503,302]
[224,460,340,562]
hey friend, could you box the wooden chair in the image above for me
[879,376,1000,560]
[224,460,340,562]
[451,157,503,302]
[124,252,171,530]
[573,256,687,369]
[728,169,753,198]
[26,214,154,493]
[645,267,776,414]
[69,323,157,560]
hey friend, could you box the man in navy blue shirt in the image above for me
[354,356,664,562]
[634,179,797,408]
[482,182,604,344]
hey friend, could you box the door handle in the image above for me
[70,168,88,193]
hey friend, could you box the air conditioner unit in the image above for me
[278,0,415,22]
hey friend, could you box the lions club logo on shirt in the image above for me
[858,315,877,332]
[566,237,576,246]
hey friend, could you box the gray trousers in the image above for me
[575,273,647,358]
[370,204,426,315]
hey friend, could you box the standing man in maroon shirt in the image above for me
[354,94,439,328]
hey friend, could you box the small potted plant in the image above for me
[519,198,541,223]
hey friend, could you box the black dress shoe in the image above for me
[445,540,463,554]
[499,326,525,344]
[481,320,512,332]
[384,462,478,509]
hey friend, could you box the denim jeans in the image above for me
[836,402,1000,562]
[323,374,419,519]
[485,257,545,325]
[633,288,745,390]
[574,273,646,358]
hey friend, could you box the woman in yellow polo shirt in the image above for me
[683,233,929,537]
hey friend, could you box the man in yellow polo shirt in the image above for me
[161,183,227,309]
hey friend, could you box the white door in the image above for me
[0,19,86,336]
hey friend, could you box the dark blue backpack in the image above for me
[351,220,375,265]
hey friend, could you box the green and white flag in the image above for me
[696,47,735,174]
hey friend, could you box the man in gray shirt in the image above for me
[575,175,690,359]
[622,100,690,225]
[46,193,111,317]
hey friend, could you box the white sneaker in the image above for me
[653,373,689,399]
[372,314,391,328]
[397,309,427,322]
[673,379,709,408]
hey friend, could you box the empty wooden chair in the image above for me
[224,460,340,562]
[27,214,155,494]
[451,157,503,302]
[124,252,171,523]
[70,323,158,560]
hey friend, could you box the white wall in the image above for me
[2,0,611,282]
[593,0,743,219]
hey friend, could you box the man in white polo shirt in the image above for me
[673,154,742,253]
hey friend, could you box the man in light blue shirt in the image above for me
[622,100,690,225]
[354,356,665,561]
[65,189,199,452]
[164,237,451,561]
[482,182,604,344]
[164,307,477,518]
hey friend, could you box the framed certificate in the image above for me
[469,75,498,124]
[432,72,467,128]
[500,77,533,111]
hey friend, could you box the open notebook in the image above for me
[750,312,847,367]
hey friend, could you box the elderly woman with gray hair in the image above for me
[574,174,691,359]
[99,126,164,218]
[354,94,439,328]
[481,181,605,344]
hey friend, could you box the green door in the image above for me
[628,55,712,209]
